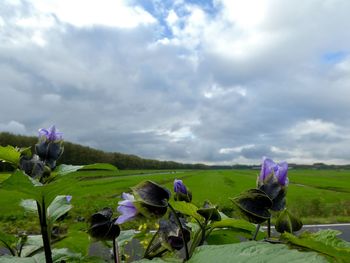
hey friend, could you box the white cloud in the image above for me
[29,0,156,28]
[203,84,247,99]
[219,144,255,154]
[0,121,26,134]
[288,119,341,139]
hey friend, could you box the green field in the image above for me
[1,168,350,254]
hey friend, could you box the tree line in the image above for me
[0,132,208,170]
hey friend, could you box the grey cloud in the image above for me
[2,0,350,164]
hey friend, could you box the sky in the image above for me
[1,0,350,165]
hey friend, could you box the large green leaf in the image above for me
[79,163,118,171]
[169,201,204,222]
[208,218,265,241]
[0,145,20,167]
[209,218,257,233]
[188,241,328,263]
[2,169,74,212]
[0,170,40,200]
[20,199,37,213]
[282,230,350,262]
[0,231,16,256]
[20,235,43,257]
[54,163,118,177]
[54,164,84,176]
[0,248,82,263]
[47,195,72,224]
[134,258,182,263]
[206,229,249,245]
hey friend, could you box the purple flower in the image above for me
[258,157,288,211]
[116,193,138,224]
[174,179,187,194]
[66,195,72,203]
[174,179,192,202]
[259,157,288,186]
[38,125,63,141]
[36,125,64,169]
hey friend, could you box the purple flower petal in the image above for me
[174,179,187,194]
[276,161,288,186]
[259,157,276,181]
[38,125,63,141]
[116,193,138,224]
[66,195,72,203]
[259,157,289,186]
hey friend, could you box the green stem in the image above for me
[267,219,271,238]
[189,226,202,256]
[0,239,16,256]
[199,219,208,246]
[144,230,159,258]
[113,238,120,263]
[37,199,53,263]
[168,203,189,261]
[252,224,260,240]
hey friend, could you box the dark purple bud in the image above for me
[35,140,64,169]
[89,207,120,241]
[159,212,191,250]
[131,180,170,218]
[19,154,45,179]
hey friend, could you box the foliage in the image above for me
[282,230,350,262]
[2,131,350,262]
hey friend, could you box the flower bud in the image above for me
[89,208,120,241]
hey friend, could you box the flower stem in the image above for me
[144,230,159,258]
[252,224,260,240]
[113,238,120,263]
[199,219,208,246]
[37,198,53,263]
[168,203,189,261]
[267,218,271,238]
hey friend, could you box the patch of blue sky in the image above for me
[185,0,219,16]
[133,0,219,39]
[321,51,347,64]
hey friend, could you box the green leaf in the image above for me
[209,218,257,233]
[54,163,118,177]
[0,170,40,200]
[0,145,20,167]
[79,163,118,171]
[134,258,182,263]
[282,230,350,262]
[117,230,137,247]
[188,241,328,263]
[275,209,302,233]
[0,231,17,256]
[20,235,43,257]
[47,195,72,224]
[206,229,248,245]
[209,218,265,242]
[54,164,83,176]
[169,201,204,222]
[20,199,37,213]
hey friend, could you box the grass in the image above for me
[1,168,350,254]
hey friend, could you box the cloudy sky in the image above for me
[1,0,350,165]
